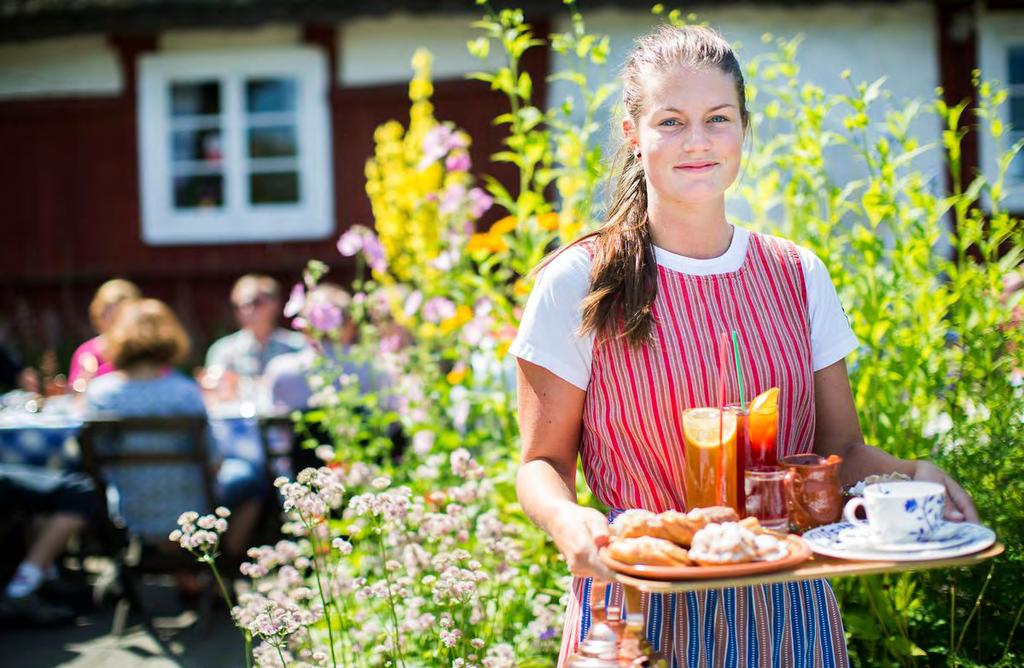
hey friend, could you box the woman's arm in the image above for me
[812,358,979,522]
[516,358,615,581]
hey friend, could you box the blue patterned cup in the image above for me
[842,481,946,544]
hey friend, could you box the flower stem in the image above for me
[276,641,289,667]
[206,555,252,668]
[374,524,406,668]
[307,522,340,668]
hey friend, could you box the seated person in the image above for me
[84,299,262,558]
[0,465,98,626]
[68,278,141,392]
[205,274,306,385]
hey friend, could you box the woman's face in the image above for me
[627,66,745,206]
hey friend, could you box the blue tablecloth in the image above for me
[0,414,292,473]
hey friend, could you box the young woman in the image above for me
[68,278,141,390]
[510,25,978,666]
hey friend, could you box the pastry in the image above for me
[648,510,703,546]
[687,522,759,565]
[606,536,693,566]
[610,509,658,540]
[687,506,740,526]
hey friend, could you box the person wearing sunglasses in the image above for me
[204,275,306,389]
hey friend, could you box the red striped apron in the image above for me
[558,231,849,667]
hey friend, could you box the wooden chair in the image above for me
[78,415,218,635]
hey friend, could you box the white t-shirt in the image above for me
[509,226,859,391]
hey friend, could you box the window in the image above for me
[138,48,333,244]
[979,14,1024,211]
[1008,45,1024,183]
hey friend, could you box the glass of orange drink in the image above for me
[748,387,779,467]
[682,407,737,510]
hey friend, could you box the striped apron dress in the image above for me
[557,232,849,667]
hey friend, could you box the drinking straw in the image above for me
[731,330,746,407]
[717,331,729,504]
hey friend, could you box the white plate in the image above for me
[838,521,975,552]
[803,522,996,562]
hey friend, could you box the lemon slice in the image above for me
[750,387,779,413]
[683,408,737,448]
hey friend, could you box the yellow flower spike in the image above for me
[513,278,532,299]
[496,340,512,359]
[454,304,473,324]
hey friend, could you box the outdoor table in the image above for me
[613,543,1005,593]
[0,408,293,472]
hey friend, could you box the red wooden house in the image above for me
[0,0,1020,370]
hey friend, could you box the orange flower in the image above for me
[537,211,559,231]
[446,366,468,384]
[490,215,517,235]
[466,232,508,254]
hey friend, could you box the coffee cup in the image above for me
[842,481,946,544]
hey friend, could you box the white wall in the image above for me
[549,3,945,214]
[0,35,121,99]
[338,13,505,86]
[160,25,301,51]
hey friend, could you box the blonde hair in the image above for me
[105,298,190,369]
[89,278,141,331]
[230,274,281,304]
[577,25,748,346]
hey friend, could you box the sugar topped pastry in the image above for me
[687,522,760,565]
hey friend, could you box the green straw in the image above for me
[731,330,746,406]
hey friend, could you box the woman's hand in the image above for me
[912,460,979,523]
[550,504,617,582]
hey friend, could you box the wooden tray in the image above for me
[612,543,1005,593]
[600,535,811,580]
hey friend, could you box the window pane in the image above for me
[1010,47,1024,85]
[248,125,297,158]
[246,78,296,113]
[170,81,220,116]
[172,128,223,163]
[250,171,299,204]
[1010,96,1024,130]
[174,174,224,209]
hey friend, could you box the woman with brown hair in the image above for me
[68,278,141,390]
[510,24,977,666]
[84,298,263,558]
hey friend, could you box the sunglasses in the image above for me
[234,294,274,310]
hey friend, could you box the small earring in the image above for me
[633,148,641,159]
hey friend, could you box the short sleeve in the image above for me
[795,246,860,371]
[205,335,231,368]
[509,246,595,390]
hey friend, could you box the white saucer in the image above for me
[838,521,974,552]
[803,522,996,562]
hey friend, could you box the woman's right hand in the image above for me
[550,504,617,582]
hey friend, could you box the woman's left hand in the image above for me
[912,460,979,523]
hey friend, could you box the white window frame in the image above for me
[978,12,1024,212]
[137,47,333,245]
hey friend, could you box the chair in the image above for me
[78,415,218,635]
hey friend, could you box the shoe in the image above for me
[0,591,76,627]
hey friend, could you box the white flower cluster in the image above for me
[168,507,230,555]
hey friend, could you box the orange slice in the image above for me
[750,387,779,413]
[683,409,737,448]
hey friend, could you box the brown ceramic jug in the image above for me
[781,454,843,532]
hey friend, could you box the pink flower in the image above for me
[420,124,468,169]
[308,302,343,333]
[422,297,456,324]
[446,152,472,172]
[440,183,467,216]
[337,228,364,256]
[468,187,493,219]
[362,233,387,272]
[283,283,305,318]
